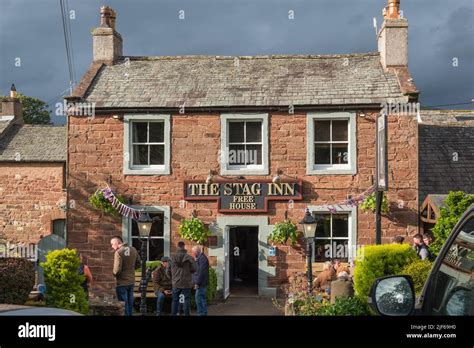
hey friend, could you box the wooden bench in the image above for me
[133,271,157,299]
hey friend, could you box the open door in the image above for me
[224,226,231,300]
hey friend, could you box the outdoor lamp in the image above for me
[136,211,153,315]
[300,208,317,239]
[300,208,318,293]
[136,212,153,237]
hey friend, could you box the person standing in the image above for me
[413,234,432,260]
[170,241,196,316]
[152,256,172,316]
[111,236,140,316]
[423,233,433,247]
[78,254,93,298]
[191,245,209,316]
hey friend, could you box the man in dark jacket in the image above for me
[110,236,141,316]
[152,256,172,316]
[191,245,209,316]
[413,234,433,260]
[170,241,196,316]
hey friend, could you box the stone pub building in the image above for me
[67,1,419,297]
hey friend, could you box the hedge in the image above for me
[0,258,35,304]
[354,244,417,299]
[401,259,433,295]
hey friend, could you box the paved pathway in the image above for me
[208,296,283,316]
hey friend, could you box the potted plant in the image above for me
[359,192,389,214]
[269,219,299,246]
[178,217,212,245]
[88,189,125,217]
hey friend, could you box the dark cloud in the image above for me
[1,0,473,125]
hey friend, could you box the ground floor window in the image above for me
[131,212,164,262]
[308,205,356,262]
[312,213,349,262]
[124,206,171,262]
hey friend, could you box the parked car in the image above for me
[369,204,474,316]
[0,304,82,316]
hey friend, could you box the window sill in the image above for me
[220,167,269,176]
[307,166,356,175]
[124,167,170,176]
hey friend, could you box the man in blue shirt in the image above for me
[191,245,209,316]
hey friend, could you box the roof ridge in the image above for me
[119,52,380,61]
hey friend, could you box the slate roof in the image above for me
[0,120,11,136]
[419,110,474,202]
[0,125,66,162]
[81,53,410,108]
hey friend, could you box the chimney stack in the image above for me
[92,6,122,64]
[378,0,408,70]
[1,84,23,125]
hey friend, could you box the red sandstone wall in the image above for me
[67,112,418,293]
[0,163,66,243]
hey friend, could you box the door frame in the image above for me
[209,215,276,298]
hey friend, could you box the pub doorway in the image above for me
[228,226,259,296]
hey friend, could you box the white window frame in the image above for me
[308,204,357,262]
[121,205,171,259]
[123,114,171,175]
[220,113,269,175]
[307,112,357,175]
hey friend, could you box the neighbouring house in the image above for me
[66,1,420,297]
[418,110,474,234]
[0,88,67,244]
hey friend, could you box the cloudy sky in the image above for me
[0,0,473,124]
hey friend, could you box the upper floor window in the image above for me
[307,112,356,175]
[124,115,170,175]
[221,114,269,175]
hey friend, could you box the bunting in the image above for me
[326,186,376,214]
[100,187,140,220]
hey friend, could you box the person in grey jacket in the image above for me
[191,245,209,316]
[170,241,196,315]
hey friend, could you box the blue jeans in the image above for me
[155,290,166,316]
[171,288,191,316]
[116,284,134,316]
[195,286,208,316]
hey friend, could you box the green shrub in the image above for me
[135,260,161,272]
[317,296,371,316]
[41,248,89,315]
[294,295,324,316]
[88,190,125,217]
[431,191,474,256]
[360,192,389,214]
[401,259,433,295]
[0,258,35,304]
[354,244,417,299]
[178,217,211,244]
[207,267,218,302]
[269,219,299,246]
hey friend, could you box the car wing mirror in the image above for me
[369,275,415,316]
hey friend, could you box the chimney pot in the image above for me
[384,0,401,19]
[2,84,23,125]
[92,7,122,64]
[10,84,17,98]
